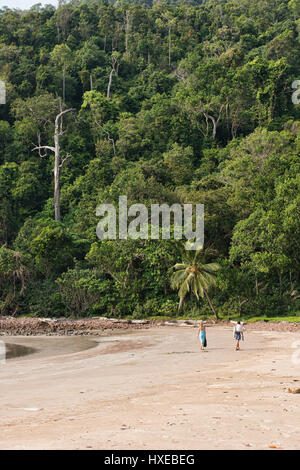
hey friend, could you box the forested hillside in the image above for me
[0,0,299,319]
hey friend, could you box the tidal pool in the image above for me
[5,342,37,360]
[0,336,99,363]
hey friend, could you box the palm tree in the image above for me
[171,249,220,319]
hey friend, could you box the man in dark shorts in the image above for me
[233,321,244,350]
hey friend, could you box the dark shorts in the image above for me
[234,332,241,341]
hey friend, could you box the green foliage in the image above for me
[14,218,90,277]
[0,245,30,315]
[0,0,299,318]
[171,249,220,316]
[22,279,64,318]
[133,298,178,318]
[56,268,113,317]
[163,143,194,185]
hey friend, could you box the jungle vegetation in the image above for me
[0,0,299,319]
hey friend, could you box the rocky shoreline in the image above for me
[0,317,152,336]
[0,316,300,336]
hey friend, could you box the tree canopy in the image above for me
[0,0,299,318]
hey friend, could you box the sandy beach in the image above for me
[0,325,299,450]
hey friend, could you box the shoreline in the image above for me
[1,325,299,450]
[0,316,300,336]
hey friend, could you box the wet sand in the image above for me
[0,326,299,450]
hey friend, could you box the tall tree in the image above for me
[50,44,73,103]
[107,51,120,100]
[32,105,74,221]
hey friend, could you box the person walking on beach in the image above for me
[233,321,244,350]
[197,321,207,350]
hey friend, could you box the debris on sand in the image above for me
[22,408,42,411]
[288,388,300,394]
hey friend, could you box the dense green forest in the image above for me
[0,0,299,319]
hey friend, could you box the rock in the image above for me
[0,316,150,336]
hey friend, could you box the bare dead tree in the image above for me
[107,68,115,100]
[107,53,120,100]
[162,12,176,69]
[99,126,116,155]
[179,100,226,140]
[124,10,131,55]
[32,107,74,222]
[203,103,225,139]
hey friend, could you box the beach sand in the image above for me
[0,325,299,450]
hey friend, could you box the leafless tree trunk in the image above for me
[255,277,259,296]
[32,107,74,222]
[107,54,119,100]
[107,68,114,100]
[124,10,131,55]
[63,64,66,103]
[238,297,248,316]
[203,104,225,139]
[168,25,171,68]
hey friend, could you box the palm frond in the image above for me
[170,269,188,289]
[203,262,220,273]
[173,263,189,271]
[192,278,200,300]
[201,271,217,287]
[196,277,204,298]
[171,250,219,316]
[197,272,209,293]
[178,281,189,307]
[178,272,194,299]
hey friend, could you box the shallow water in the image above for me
[0,336,99,362]
[3,342,36,360]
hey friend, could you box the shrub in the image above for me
[56,268,113,317]
[22,279,64,318]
